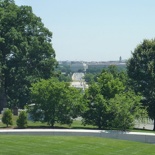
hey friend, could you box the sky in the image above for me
[15,0,155,61]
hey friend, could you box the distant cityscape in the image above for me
[58,57,127,72]
[58,57,127,90]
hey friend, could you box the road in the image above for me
[72,73,85,81]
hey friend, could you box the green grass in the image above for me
[0,114,96,129]
[0,135,154,155]
[0,114,155,133]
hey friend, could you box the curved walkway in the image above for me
[0,129,155,143]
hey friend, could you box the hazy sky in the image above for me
[15,0,155,61]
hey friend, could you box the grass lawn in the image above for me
[0,114,155,134]
[0,114,96,129]
[0,135,154,155]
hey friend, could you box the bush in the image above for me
[16,111,28,128]
[2,109,13,127]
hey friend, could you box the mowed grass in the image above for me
[0,114,96,129]
[0,135,154,155]
[1,114,155,134]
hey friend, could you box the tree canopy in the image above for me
[2,109,13,127]
[82,84,111,129]
[109,91,147,131]
[82,68,147,130]
[0,0,57,110]
[97,71,125,99]
[127,39,155,130]
[29,78,82,127]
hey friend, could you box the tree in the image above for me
[29,78,82,127]
[16,111,28,128]
[2,109,13,127]
[82,72,124,129]
[82,84,112,129]
[102,65,119,78]
[83,73,96,84]
[58,73,72,82]
[127,39,155,130]
[97,72,125,99]
[0,0,57,111]
[82,70,147,130]
[109,91,147,131]
[57,64,71,75]
[101,65,128,86]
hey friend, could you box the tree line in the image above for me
[1,0,155,130]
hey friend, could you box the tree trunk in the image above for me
[153,120,155,131]
[50,121,54,128]
[0,62,7,112]
[0,90,7,112]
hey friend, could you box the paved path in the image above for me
[72,73,85,81]
[135,124,153,130]
[135,119,154,130]
[0,129,155,143]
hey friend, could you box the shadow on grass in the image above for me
[25,126,98,130]
[26,126,68,129]
[0,124,154,133]
[0,126,15,129]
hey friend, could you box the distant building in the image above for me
[70,62,88,72]
[58,60,127,73]
[87,61,126,70]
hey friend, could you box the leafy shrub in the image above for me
[16,111,28,128]
[2,109,13,127]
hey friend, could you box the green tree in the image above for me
[0,0,57,111]
[16,111,28,128]
[2,109,13,127]
[58,73,72,82]
[83,73,95,84]
[98,72,125,99]
[103,65,119,78]
[57,64,71,75]
[82,84,111,129]
[82,72,124,129]
[101,65,128,86]
[86,66,104,74]
[109,91,147,131]
[82,70,146,130]
[29,78,82,127]
[127,39,155,130]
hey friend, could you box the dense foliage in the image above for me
[0,0,57,110]
[29,78,82,127]
[127,39,155,130]
[83,73,97,84]
[84,65,127,85]
[2,109,13,127]
[109,91,147,131]
[82,67,147,130]
[16,111,28,128]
